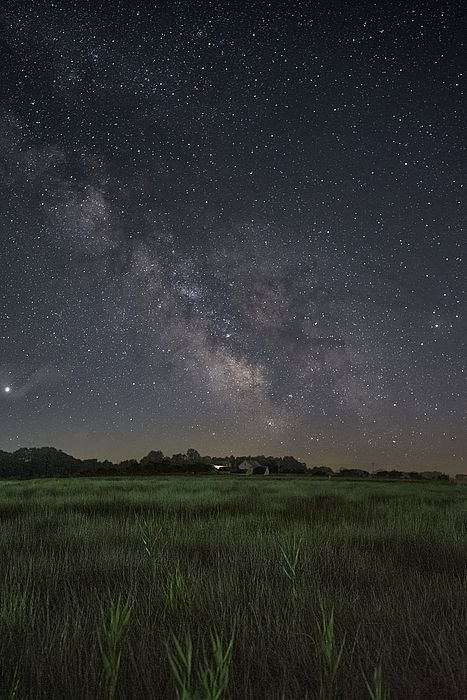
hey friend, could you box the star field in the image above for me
[0,0,464,470]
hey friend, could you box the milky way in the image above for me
[0,1,464,469]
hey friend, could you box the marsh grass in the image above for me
[164,563,191,608]
[279,534,302,599]
[98,595,132,699]
[0,476,465,698]
[167,628,235,700]
[363,663,389,700]
[315,602,346,700]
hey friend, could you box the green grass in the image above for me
[0,475,465,699]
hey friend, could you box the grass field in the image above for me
[0,475,465,699]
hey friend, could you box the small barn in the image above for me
[238,459,269,476]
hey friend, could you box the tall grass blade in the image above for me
[98,594,133,700]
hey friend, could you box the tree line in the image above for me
[0,446,454,481]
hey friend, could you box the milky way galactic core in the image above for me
[0,1,464,469]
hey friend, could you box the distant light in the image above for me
[4,386,11,393]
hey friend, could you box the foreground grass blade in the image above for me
[363,663,389,700]
[167,628,235,700]
[316,602,346,700]
[98,595,133,700]
[279,535,302,598]
[167,635,194,700]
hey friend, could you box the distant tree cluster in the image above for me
[0,447,216,478]
[0,446,454,481]
[0,447,117,478]
[310,467,450,481]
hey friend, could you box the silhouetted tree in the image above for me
[186,448,201,463]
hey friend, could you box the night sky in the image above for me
[0,1,464,470]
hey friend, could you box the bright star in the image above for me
[4,386,11,393]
